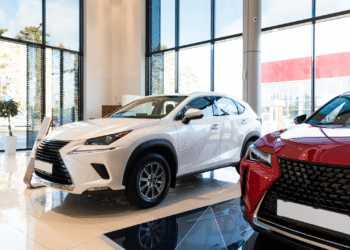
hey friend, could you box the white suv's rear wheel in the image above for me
[125,153,171,208]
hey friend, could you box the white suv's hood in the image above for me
[46,118,160,141]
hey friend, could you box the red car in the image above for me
[241,93,350,250]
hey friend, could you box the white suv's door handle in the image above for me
[211,124,220,130]
[241,119,247,124]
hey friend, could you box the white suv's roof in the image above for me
[150,92,242,100]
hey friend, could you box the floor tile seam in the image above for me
[0,218,28,236]
[1,237,48,250]
[209,205,228,250]
[25,221,108,243]
[31,238,50,250]
[147,204,197,220]
[192,198,234,209]
[174,206,210,250]
[1,221,49,250]
[27,223,109,250]
[94,205,194,231]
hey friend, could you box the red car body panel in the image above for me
[241,123,350,222]
[240,155,280,222]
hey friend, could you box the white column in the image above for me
[243,0,261,116]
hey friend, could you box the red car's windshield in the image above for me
[307,96,350,126]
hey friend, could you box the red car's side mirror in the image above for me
[294,114,307,124]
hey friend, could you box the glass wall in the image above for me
[261,25,312,134]
[147,1,350,135]
[315,16,350,110]
[261,1,350,135]
[179,0,211,46]
[0,0,43,43]
[0,0,83,150]
[147,0,243,96]
[0,41,27,149]
[214,38,242,99]
[179,45,211,93]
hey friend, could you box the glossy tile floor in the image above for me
[0,151,244,250]
[102,198,254,250]
[101,198,300,250]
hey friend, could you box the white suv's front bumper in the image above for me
[34,140,133,194]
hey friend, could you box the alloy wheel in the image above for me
[138,162,166,201]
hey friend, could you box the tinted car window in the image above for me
[178,97,214,119]
[307,97,350,126]
[235,101,245,114]
[214,97,239,116]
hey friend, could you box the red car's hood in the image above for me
[255,123,350,166]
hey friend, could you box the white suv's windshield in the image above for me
[307,96,350,126]
[109,96,187,119]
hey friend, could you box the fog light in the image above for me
[87,186,109,191]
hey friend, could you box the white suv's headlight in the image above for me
[245,144,272,167]
[84,131,131,146]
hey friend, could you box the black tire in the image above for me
[236,140,255,174]
[125,153,171,208]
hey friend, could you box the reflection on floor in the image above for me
[0,151,299,250]
[0,152,242,250]
[101,198,299,250]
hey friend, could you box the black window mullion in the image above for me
[175,0,180,93]
[26,45,30,148]
[210,0,215,92]
[41,0,46,119]
[60,51,64,126]
[145,0,150,95]
[175,50,179,93]
[42,0,46,46]
[311,0,316,113]
[79,0,84,120]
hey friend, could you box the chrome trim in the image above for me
[35,139,76,189]
[252,192,349,250]
[34,173,75,191]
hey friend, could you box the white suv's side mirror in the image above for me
[182,109,204,124]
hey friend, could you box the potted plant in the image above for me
[0,99,20,154]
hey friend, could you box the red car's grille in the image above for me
[34,139,73,185]
[257,157,350,248]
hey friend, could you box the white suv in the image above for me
[34,92,261,208]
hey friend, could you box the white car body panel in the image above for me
[34,92,261,195]
[175,117,221,175]
[46,118,161,141]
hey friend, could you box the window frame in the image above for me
[146,0,350,116]
[175,95,215,120]
[213,96,240,116]
[0,0,84,152]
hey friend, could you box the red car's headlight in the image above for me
[245,144,272,167]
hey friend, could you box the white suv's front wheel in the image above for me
[125,153,171,208]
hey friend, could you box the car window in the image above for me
[235,101,245,114]
[307,97,350,126]
[161,101,177,115]
[214,97,239,116]
[109,96,187,119]
[129,102,155,115]
[178,97,214,120]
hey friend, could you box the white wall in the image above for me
[84,0,114,120]
[112,0,146,106]
[84,0,146,120]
